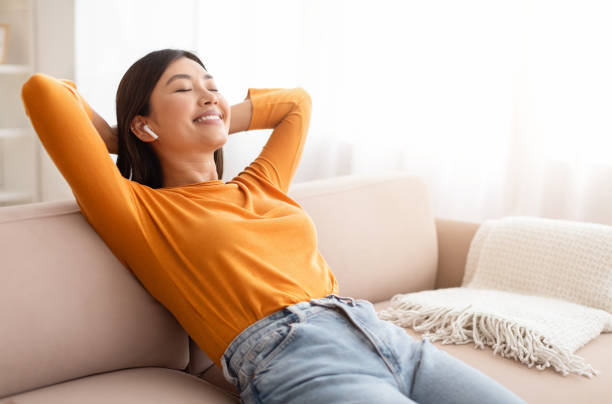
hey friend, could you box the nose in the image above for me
[198,90,218,106]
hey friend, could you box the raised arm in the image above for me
[91,109,118,154]
[21,73,135,246]
[229,100,253,135]
[239,88,312,193]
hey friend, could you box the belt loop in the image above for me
[329,293,356,307]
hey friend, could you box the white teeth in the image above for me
[194,115,221,123]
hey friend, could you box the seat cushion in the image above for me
[373,300,612,404]
[0,368,239,404]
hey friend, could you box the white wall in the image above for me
[34,0,76,202]
[30,0,612,225]
[73,0,353,186]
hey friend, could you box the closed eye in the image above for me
[176,89,219,92]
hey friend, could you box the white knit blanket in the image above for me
[377,216,612,378]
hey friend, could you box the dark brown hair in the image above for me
[115,49,224,188]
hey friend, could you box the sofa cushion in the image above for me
[0,200,189,398]
[287,172,438,302]
[0,368,238,404]
[373,300,612,404]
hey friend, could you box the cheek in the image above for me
[219,98,231,122]
[171,97,192,113]
[159,98,192,125]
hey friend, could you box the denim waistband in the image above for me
[221,294,356,389]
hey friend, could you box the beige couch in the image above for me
[1,172,609,403]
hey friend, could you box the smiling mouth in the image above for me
[193,115,223,123]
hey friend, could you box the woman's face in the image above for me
[135,57,230,157]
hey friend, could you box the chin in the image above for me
[214,136,229,149]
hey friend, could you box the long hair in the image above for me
[115,49,224,188]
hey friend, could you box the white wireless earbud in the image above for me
[143,124,159,140]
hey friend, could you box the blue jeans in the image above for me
[221,294,526,404]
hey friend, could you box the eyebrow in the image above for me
[165,73,214,86]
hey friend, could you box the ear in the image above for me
[130,116,157,143]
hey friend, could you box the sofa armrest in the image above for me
[434,217,480,289]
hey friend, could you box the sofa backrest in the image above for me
[0,200,189,398]
[1,172,440,389]
[288,172,438,302]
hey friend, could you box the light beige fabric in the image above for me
[1,172,438,402]
[379,287,612,377]
[379,216,612,377]
[0,200,189,398]
[374,300,612,404]
[287,171,439,303]
[464,216,612,312]
[0,368,237,404]
[5,172,608,403]
[434,218,480,289]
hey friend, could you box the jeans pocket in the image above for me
[249,322,300,380]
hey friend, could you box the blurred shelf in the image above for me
[0,190,32,204]
[0,128,31,139]
[1,0,37,205]
[0,64,33,74]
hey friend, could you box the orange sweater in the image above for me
[21,73,339,367]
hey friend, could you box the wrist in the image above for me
[228,100,252,135]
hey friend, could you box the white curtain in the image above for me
[75,0,612,225]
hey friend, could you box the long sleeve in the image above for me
[21,73,135,251]
[242,88,312,193]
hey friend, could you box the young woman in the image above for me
[21,49,526,404]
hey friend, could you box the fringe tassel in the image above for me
[377,302,600,378]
